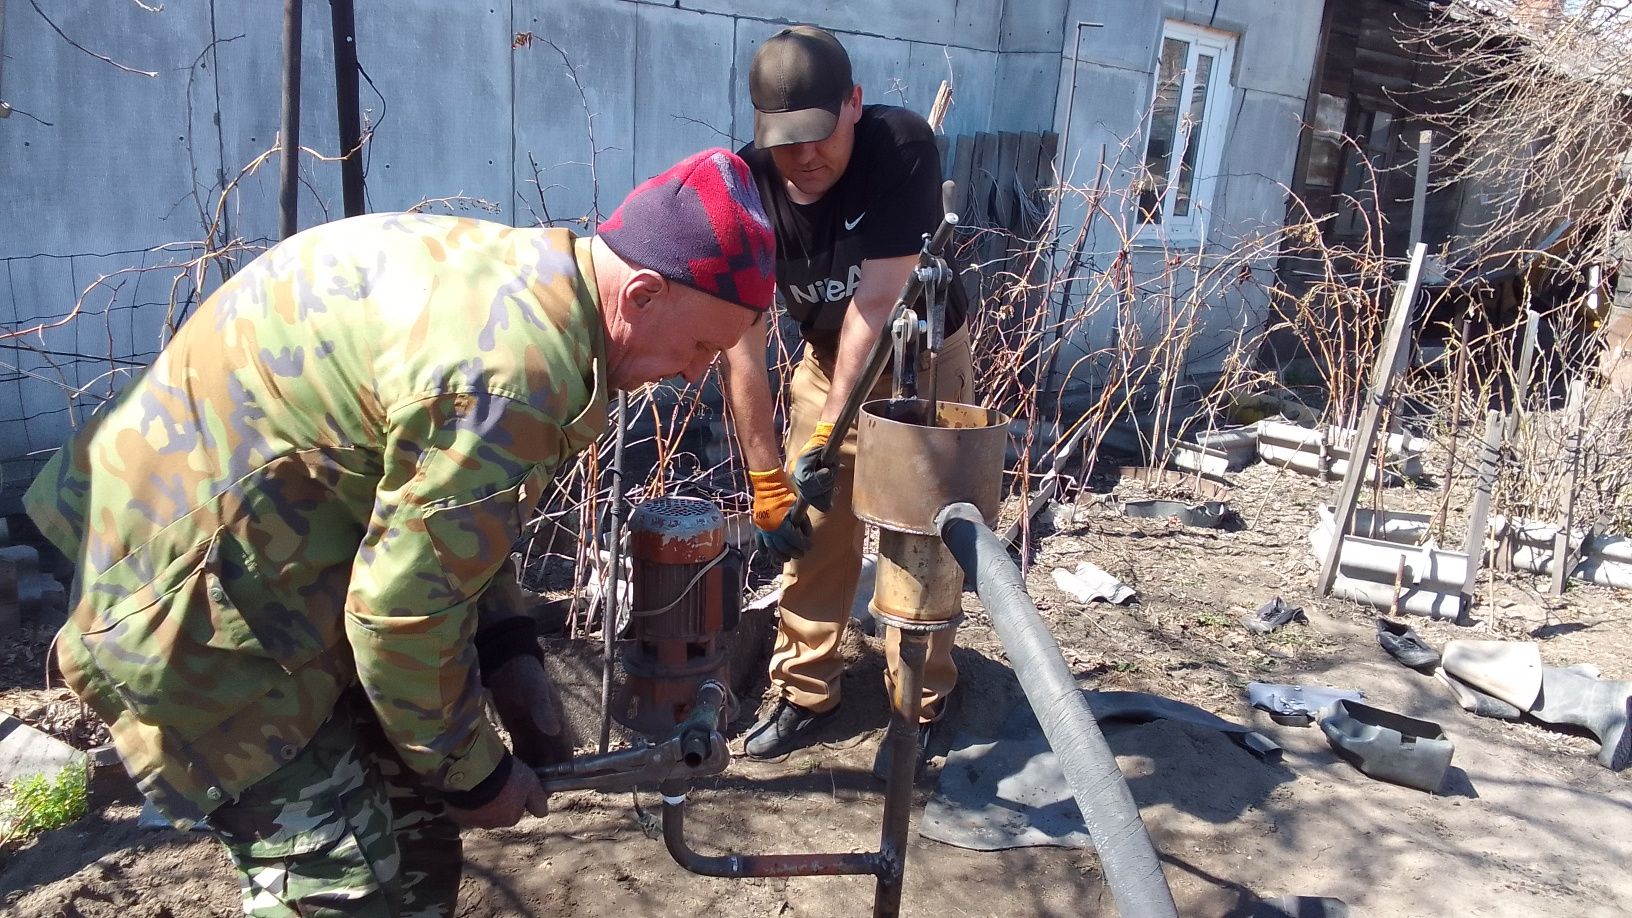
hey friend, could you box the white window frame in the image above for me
[1134,21,1237,247]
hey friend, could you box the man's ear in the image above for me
[847,84,863,117]
[619,270,667,323]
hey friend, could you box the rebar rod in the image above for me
[599,390,627,754]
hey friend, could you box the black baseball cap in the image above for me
[749,26,853,148]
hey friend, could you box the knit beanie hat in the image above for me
[598,148,776,313]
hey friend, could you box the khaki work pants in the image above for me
[771,324,973,722]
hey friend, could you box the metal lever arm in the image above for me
[533,681,730,794]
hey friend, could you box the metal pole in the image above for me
[329,0,365,217]
[279,0,304,239]
[599,391,628,754]
[872,632,927,918]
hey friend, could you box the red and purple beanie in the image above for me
[599,148,776,313]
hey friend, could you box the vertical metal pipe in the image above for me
[279,0,304,239]
[872,632,926,918]
[599,391,628,754]
[329,0,365,217]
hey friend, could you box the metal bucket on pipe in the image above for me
[853,398,1009,626]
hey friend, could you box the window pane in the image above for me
[1172,51,1215,219]
[1139,37,1189,225]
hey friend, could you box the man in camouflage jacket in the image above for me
[25,148,775,917]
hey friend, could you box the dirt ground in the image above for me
[2,457,1630,917]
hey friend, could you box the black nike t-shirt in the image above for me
[739,104,967,357]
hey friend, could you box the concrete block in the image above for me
[0,545,42,585]
[952,0,1005,50]
[0,713,86,786]
[1051,62,1149,187]
[831,31,915,112]
[513,0,640,227]
[633,5,737,188]
[26,575,69,626]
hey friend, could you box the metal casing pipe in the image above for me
[853,399,1009,536]
[855,398,1008,626]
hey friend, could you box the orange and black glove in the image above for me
[750,467,811,563]
[790,421,838,512]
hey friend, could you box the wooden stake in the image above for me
[1317,244,1428,597]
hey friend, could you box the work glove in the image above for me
[750,467,812,563]
[443,755,551,829]
[475,617,574,769]
[790,421,838,512]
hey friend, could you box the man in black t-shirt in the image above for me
[720,25,973,777]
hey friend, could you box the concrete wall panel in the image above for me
[351,3,515,220]
[905,43,997,138]
[1228,0,1324,98]
[632,5,736,185]
[1001,0,1068,53]
[514,0,639,227]
[0,3,210,256]
[990,52,1061,134]
[1213,90,1305,242]
[678,0,998,51]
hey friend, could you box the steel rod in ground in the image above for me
[278,0,303,240]
[872,631,927,918]
[599,390,627,754]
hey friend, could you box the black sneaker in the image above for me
[742,698,837,759]
[1376,618,1440,673]
[871,719,935,783]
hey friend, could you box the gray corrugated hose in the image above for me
[937,502,1177,918]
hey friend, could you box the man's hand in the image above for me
[790,421,837,512]
[750,467,812,562]
[487,655,574,769]
[444,756,550,829]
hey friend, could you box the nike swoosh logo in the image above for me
[844,212,866,231]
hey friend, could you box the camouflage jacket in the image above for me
[24,214,608,827]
